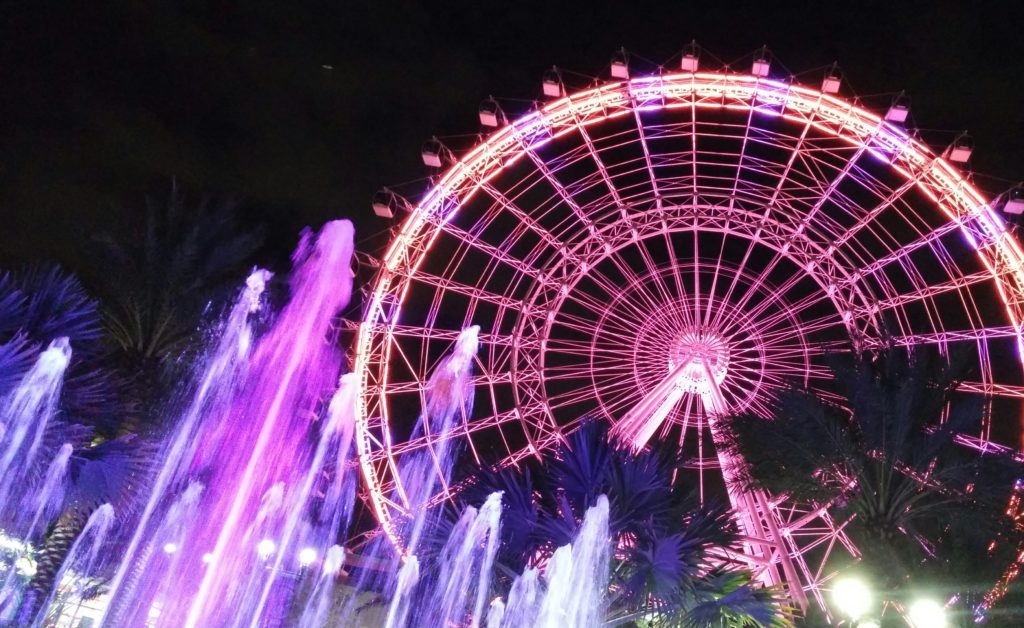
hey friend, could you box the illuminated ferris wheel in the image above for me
[352,48,1024,612]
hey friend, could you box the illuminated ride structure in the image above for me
[352,52,1024,613]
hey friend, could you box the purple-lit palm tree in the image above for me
[0,264,124,432]
[18,436,151,622]
[429,420,791,627]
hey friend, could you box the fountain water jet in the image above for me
[297,544,345,628]
[29,503,116,628]
[99,269,270,626]
[0,338,72,509]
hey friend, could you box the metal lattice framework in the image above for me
[353,69,1024,611]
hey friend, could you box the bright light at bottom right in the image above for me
[908,598,946,627]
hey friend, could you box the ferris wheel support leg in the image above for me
[702,365,809,613]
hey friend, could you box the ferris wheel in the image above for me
[352,49,1024,612]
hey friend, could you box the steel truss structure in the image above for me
[353,69,1024,612]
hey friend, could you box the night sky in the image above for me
[2,0,1023,270]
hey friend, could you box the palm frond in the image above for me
[0,271,28,336]
[14,265,103,352]
[89,183,263,368]
[66,435,155,514]
[682,569,791,627]
[0,334,35,394]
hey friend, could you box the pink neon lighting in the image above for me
[353,70,1024,613]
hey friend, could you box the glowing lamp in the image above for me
[298,547,317,566]
[542,67,563,98]
[257,538,276,560]
[162,542,178,555]
[610,50,629,79]
[752,55,770,77]
[479,98,502,127]
[885,93,911,123]
[421,139,444,168]
[14,557,36,576]
[1003,186,1024,215]
[949,132,974,163]
[201,552,215,564]
[831,577,872,620]
[908,598,946,627]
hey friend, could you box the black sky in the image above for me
[2,0,1023,269]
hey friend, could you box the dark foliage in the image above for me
[88,182,264,367]
[82,182,264,430]
[438,419,790,627]
[720,348,1024,618]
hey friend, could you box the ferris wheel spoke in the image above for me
[568,264,656,319]
[755,311,846,346]
[544,361,637,379]
[542,336,633,357]
[359,321,524,350]
[550,307,637,340]
[758,361,833,382]
[516,132,598,240]
[620,104,694,315]
[726,251,799,326]
[799,135,873,233]
[745,284,842,337]
[663,230,692,308]
[635,240,692,323]
[546,385,610,412]
[851,269,998,317]
[701,234,737,329]
[708,233,766,333]
[829,164,932,252]
[958,381,1024,399]
[434,218,543,280]
[364,407,525,463]
[476,180,569,254]
[601,251,681,316]
[835,218,964,287]
[569,270,678,331]
[371,371,515,396]
[704,99,764,331]
[397,269,530,312]
[862,326,1019,348]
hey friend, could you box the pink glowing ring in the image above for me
[353,70,1024,611]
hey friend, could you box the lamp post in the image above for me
[833,577,874,625]
[831,576,949,627]
[907,598,946,628]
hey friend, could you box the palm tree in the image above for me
[86,181,264,429]
[421,420,790,627]
[718,348,1024,622]
[0,264,124,433]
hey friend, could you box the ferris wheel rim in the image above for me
[352,69,1024,601]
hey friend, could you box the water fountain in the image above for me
[0,340,76,622]
[0,219,617,628]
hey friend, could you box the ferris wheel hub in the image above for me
[669,329,730,396]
